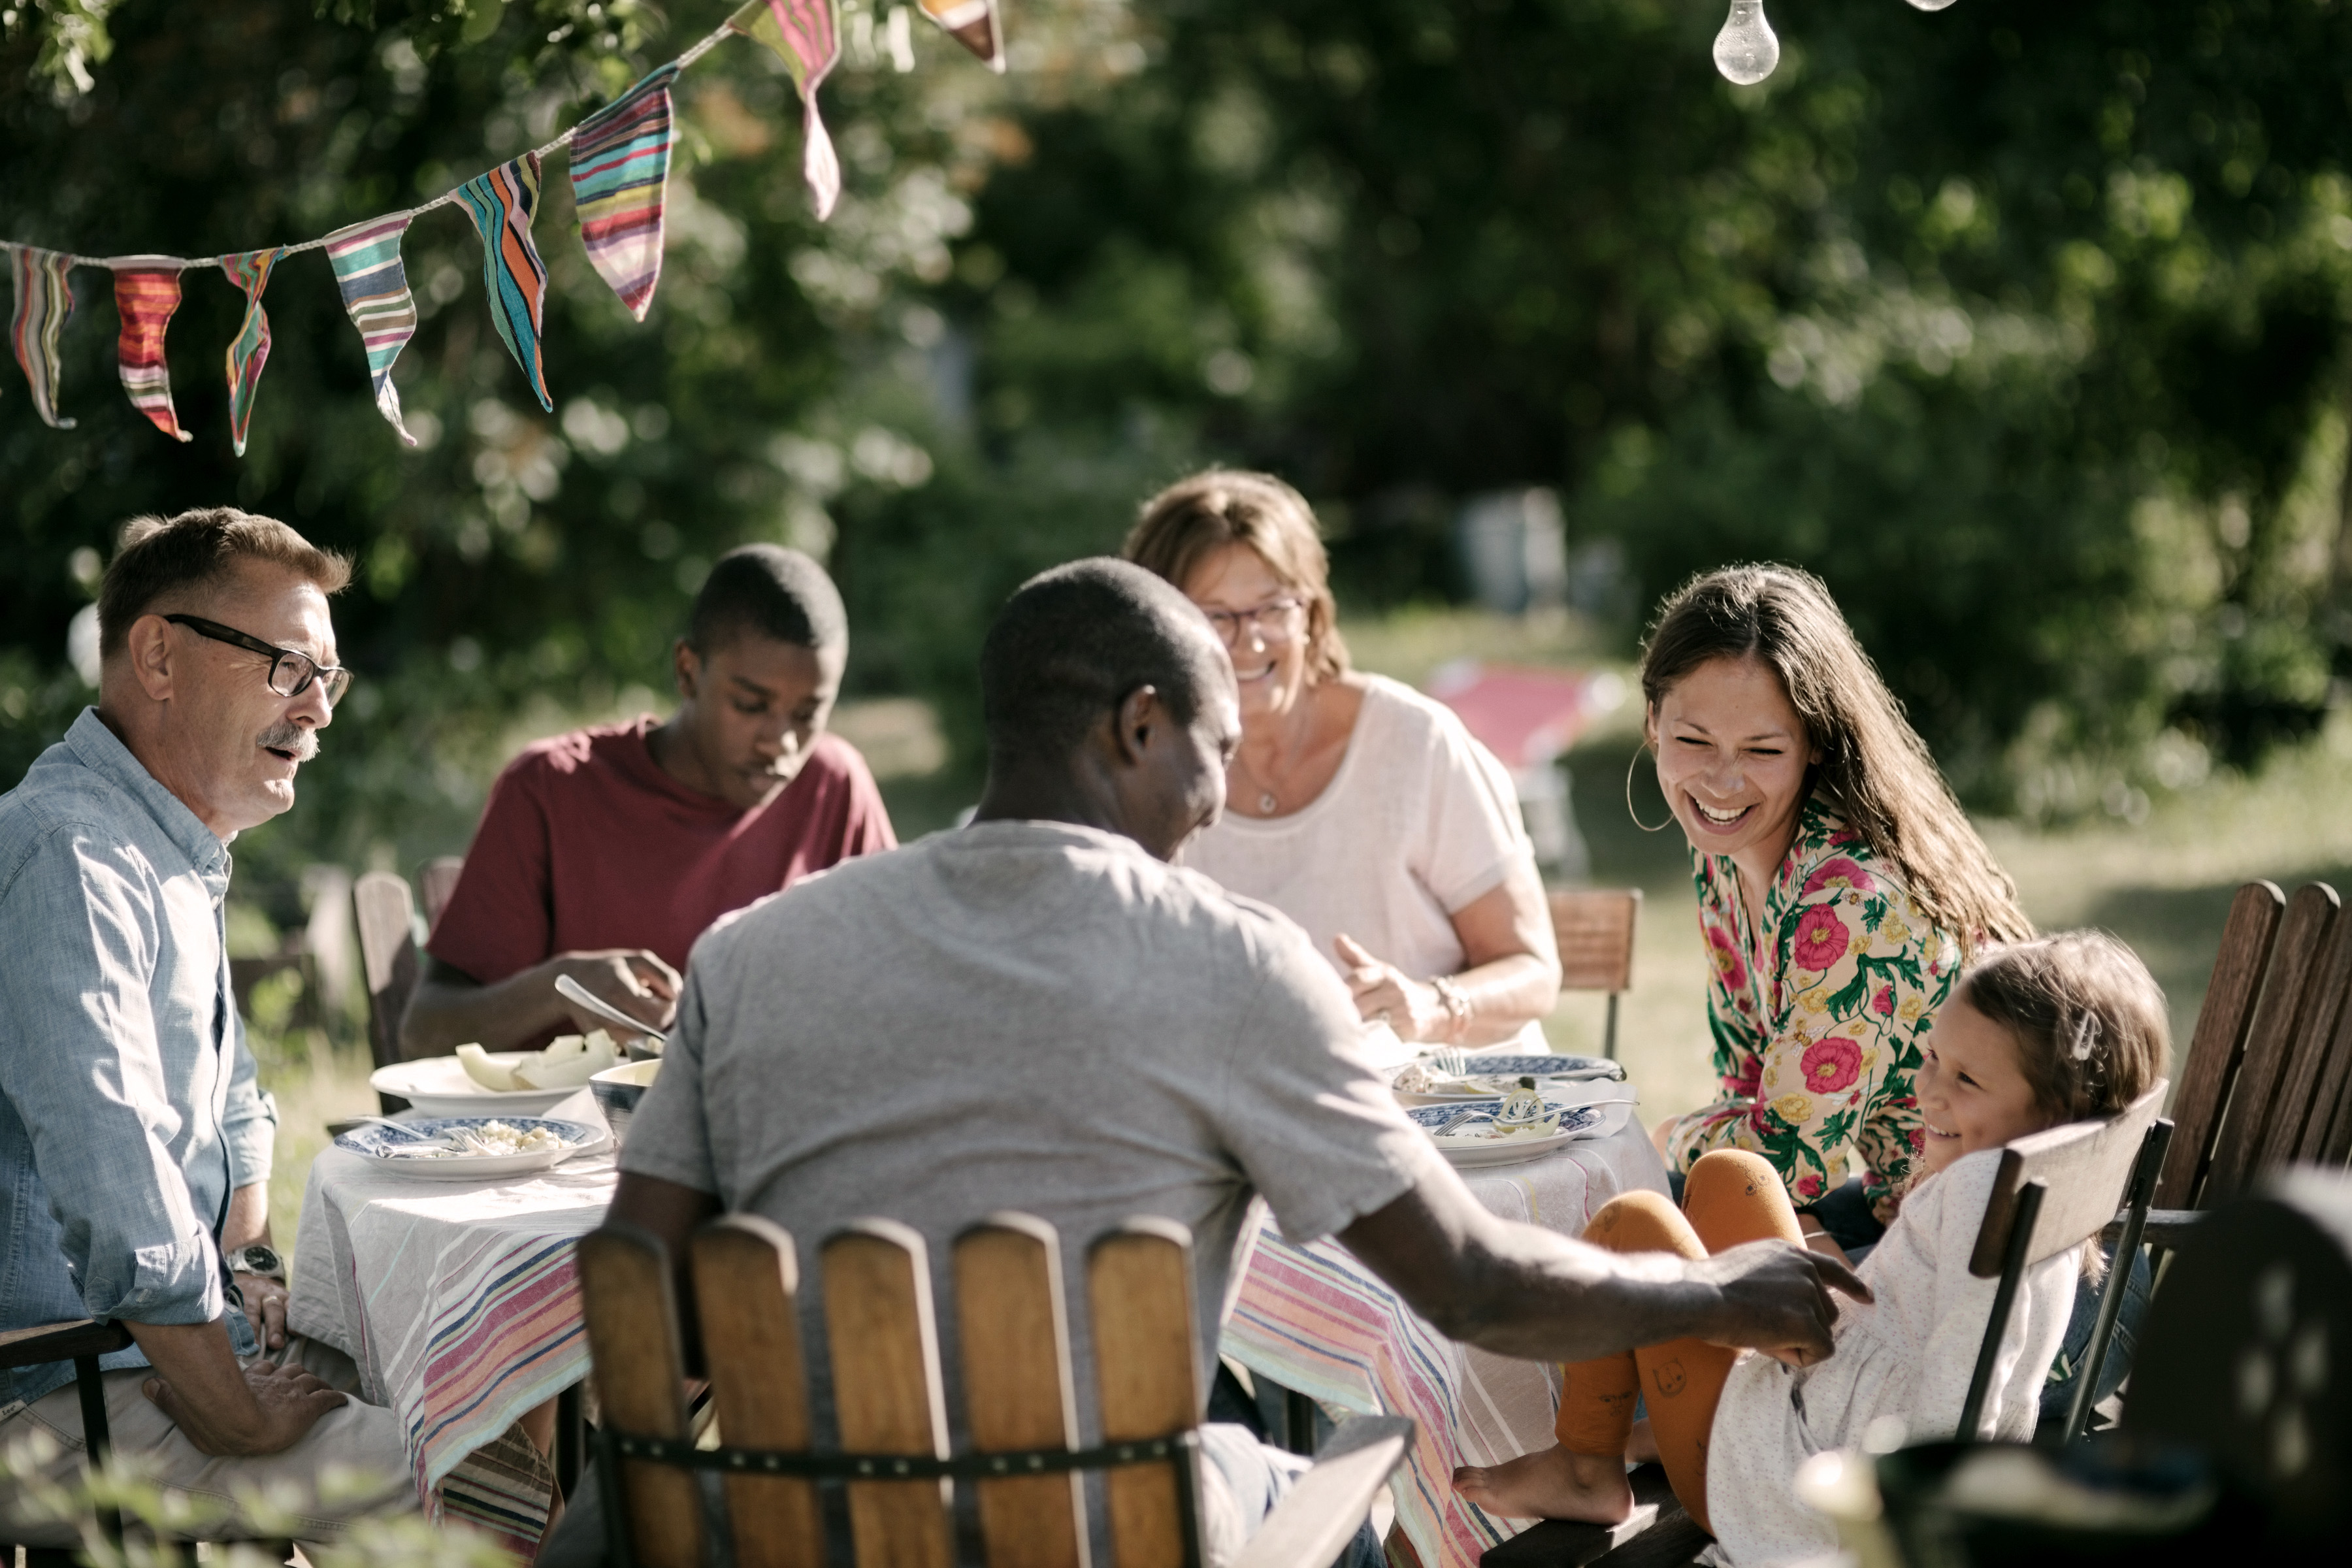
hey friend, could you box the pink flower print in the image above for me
[1706,924,1750,991]
[1725,1055,1763,1098]
[1795,1172,1825,1200]
[1871,984,1895,1019]
[1801,857,1878,897]
[1791,905,1850,971]
[1908,1127,1925,1152]
[1801,1036,1863,1095]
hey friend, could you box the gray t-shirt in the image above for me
[621,818,1439,1441]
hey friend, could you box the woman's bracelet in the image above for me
[1431,975,1473,1041]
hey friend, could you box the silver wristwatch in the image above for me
[230,1243,286,1281]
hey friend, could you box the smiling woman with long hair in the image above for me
[1637,564,2032,1250]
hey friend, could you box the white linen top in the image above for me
[1179,674,1544,1052]
[1703,1149,2082,1566]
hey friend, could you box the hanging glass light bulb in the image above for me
[1906,0,1961,10]
[1713,0,1780,85]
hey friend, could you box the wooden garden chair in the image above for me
[0,1318,133,1556]
[1483,1083,2172,1567]
[2136,881,2352,1249]
[417,853,466,933]
[352,869,423,1113]
[578,1212,1413,1568]
[1548,890,1641,1060]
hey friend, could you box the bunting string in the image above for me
[0,0,1003,452]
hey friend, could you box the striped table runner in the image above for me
[289,1088,616,1557]
[1221,1121,1671,1568]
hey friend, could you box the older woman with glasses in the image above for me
[1124,470,1561,1049]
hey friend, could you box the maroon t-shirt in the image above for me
[428,717,896,1042]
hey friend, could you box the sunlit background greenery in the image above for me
[6,0,2352,1241]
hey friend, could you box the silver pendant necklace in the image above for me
[1257,789,1277,813]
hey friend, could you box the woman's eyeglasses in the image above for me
[1199,596,1307,648]
[164,614,353,706]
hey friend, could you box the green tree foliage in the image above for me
[3,0,2349,880]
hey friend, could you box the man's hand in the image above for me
[547,949,680,1039]
[141,1357,345,1458]
[1688,1237,1873,1367]
[234,1270,289,1352]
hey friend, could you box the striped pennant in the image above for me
[919,0,1004,72]
[568,62,681,319]
[727,0,843,220]
[323,214,421,446]
[457,152,553,412]
[112,261,191,442]
[7,244,78,429]
[220,248,284,457]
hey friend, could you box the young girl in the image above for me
[1455,930,2169,1566]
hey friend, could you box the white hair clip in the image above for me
[2070,1013,2101,1062]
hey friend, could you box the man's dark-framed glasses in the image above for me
[163,614,353,707]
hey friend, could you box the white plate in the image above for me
[369,1055,581,1118]
[332,1117,609,1180]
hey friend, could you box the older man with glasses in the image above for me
[0,508,416,1548]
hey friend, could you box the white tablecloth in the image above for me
[287,1088,616,1535]
[1221,1116,1671,1568]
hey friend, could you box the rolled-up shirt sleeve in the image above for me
[0,826,227,1328]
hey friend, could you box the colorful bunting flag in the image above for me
[220,248,284,457]
[918,0,1004,73]
[727,0,843,220]
[568,62,681,320]
[7,244,78,429]
[457,153,553,412]
[323,214,422,447]
[113,261,191,443]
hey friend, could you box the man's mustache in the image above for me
[259,719,319,762]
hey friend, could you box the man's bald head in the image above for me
[981,559,1232,772]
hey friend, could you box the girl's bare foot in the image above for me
[1452,1444,1634,1523]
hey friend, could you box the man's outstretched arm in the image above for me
[1337,1164,1868,1367]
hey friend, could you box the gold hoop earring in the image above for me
[1624,743,1674,834]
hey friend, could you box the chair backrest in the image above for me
[353,870,419,1075]
[579,1211,1212,1568]
[2155,881,2287,1210]
[1548,888,1640,994]
[1968,1081,2170,1279]
[417,854,466,935]
[2187,883,2344,1205]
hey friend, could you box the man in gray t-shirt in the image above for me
[571,559,1863,1564]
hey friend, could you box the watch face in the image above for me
[237,1245,284,1276]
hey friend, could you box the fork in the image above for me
[1433,1046,1471,1078]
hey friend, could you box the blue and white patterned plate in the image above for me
[1388,1054,1625,1103]
[333,1117,608,1181]
[1407,1099,1610,1168]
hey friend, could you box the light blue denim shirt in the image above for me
[0,708,276,1415]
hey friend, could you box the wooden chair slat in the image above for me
[2206,883,2340,1198]
[1549,889,1641,995]
[821,1220,953,1568]
[2317,968,2352,1166]
[1089,1218,1200,1568]
[576,1226,704,1568]
[417,854,466,936]
[1968,1082,2168,1278]
[955,1215,1086,1568]
[2279,905,2352,1166]
[0,1318,131,1367]
[352,870,419,1075]
[2156,880,2285,1209]
[691,1217,823,1568]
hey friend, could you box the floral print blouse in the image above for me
[1660,794,1963,1221]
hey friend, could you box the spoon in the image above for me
[326,1114,453,1147]
[555,974,672,1045]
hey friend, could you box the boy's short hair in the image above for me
[687,545,847,655]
